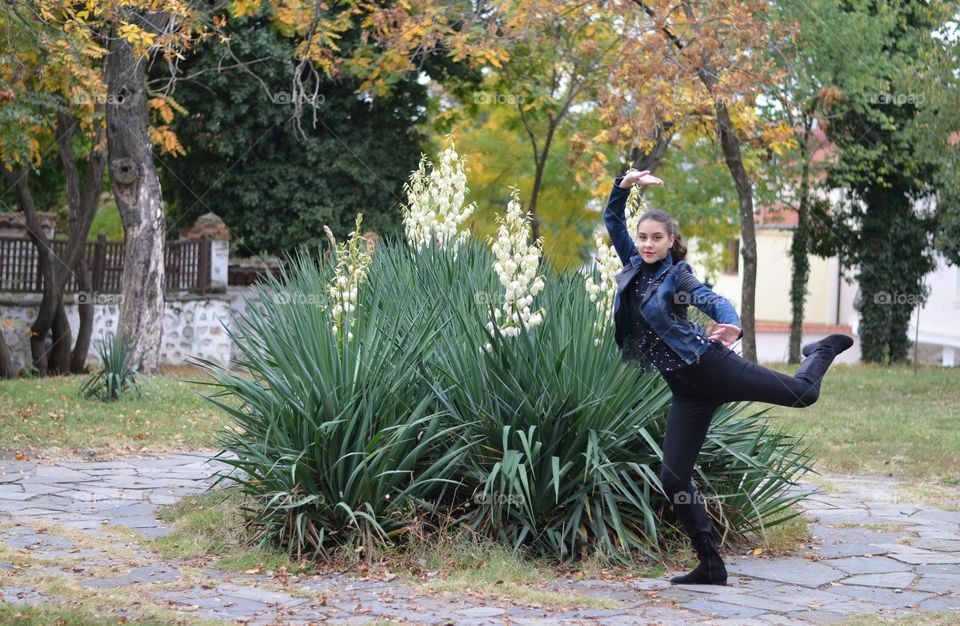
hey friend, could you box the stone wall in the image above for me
[0,292,234,373]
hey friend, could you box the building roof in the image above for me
[0,211,59,232]
[754,125,837,228]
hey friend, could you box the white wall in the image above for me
[908,253,960,366]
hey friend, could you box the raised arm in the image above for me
[603,177,638,266]
[603,169,664,266]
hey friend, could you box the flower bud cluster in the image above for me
[401,141,476,253]
[483,189,546,351]
[584,232,621,343]
[626,186,648,246]
[329,214,372,342]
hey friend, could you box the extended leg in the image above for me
[680,337,852,408]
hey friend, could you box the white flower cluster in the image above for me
[327,214,372,342]
[626,186,649,247]
[401,141,476,253]
[483,189,546,351]
[584,232,621,343]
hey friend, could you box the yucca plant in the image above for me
[358,238,674,562]
[79,333,143,402]
[694,403,816,543]
[198,234,814,565]
[426,260,674,563]
[196,247,473,561]
[402,240,813,563]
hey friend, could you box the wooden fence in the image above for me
[0,235,212,294]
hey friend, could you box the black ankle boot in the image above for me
[801,333,854,358]
[670,531,727,585]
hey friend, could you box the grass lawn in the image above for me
[2,361,956,481]
[760,362,960,482]
[0,365,231,456]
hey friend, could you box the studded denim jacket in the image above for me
[604,177,742,366]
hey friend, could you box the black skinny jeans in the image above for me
[657,340,831,540]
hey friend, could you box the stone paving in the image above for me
[1,452,959,625]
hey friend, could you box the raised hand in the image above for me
[618,168,665,189]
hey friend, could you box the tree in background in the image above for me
[2,0,209,372]
[0,6,107,376]
[905,13,960,267]
[159,11,430,257]
[448,95,601,270]
[489,1,620,244]
[761,0,877,363]
[808,0,954,363]
[595,0,796,362]
[2,0,504,372]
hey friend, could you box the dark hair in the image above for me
[637,208,687,262]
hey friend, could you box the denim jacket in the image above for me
[604,176,742,366]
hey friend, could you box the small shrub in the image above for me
[79,333,143,402]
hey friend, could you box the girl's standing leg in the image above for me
[658,387,727,585]
[659,393,720,537]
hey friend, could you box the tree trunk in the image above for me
[56,104,107,373]
[71,254,94,373]
[2,107,105,377]
[49,300,72,375]
[105,27,167,373]
[630,122,675,172]
[521,114,559,244]
[0,332,14,378]
[2,166,59,376]
[857,188,927,363]
[715,102,758,363]
[788,125,812,363]
[528,153,548,243]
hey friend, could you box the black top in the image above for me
[622,258,688,372]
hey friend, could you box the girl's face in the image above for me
[636,219,675,264]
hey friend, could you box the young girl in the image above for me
[605,168,853,586]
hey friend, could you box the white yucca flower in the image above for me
[326,214,372,343]
[483,189,546,351]
[626,186,649,250]
[584,231,622,344]
[401,140,476,253]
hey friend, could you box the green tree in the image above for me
[808,0,953,364]
[449,93,602,270]
[159,13,430,256]
[904,16,960,265]
[762,0,898,362]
